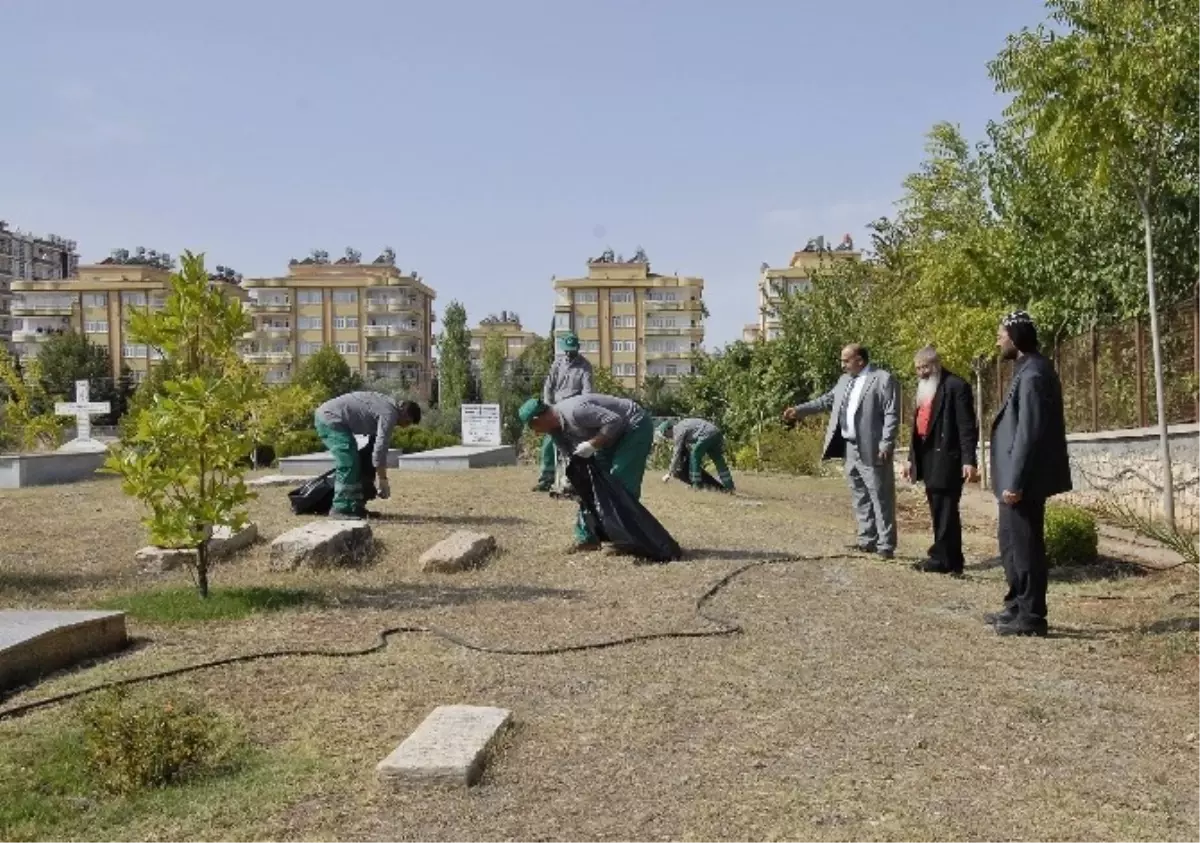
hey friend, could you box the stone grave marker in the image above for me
[54,380,111,453]
[1,610,128,692]
[376,704,513,786]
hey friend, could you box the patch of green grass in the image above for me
[101,586,323,622]
[0,715,322,841]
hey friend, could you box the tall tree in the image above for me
[990,0,1200,527]
[294,345,362,402]
[479,331,507,405]
[105,252,263,598]
[436,301,471,421]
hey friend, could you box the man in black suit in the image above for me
[902,346,979,576]
[987,311,1072,637]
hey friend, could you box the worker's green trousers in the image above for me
[537,434,557,485]
[575,417,654,545]
[691,432,735,490]
[315,418,363,514]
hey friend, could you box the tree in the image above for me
[105,251,263,598]
[294,345,362,402]
[436,301,471,421]
[247,383,320,467]
[36,331,131,424]
[590,365,630,398]
[990,0,1200,527]
[0,347,64,451]
[479,331,507,406]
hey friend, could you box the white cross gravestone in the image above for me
[55,380,111,453]
[460,404,502,447]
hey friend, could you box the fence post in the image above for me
[1090,325,1099,432]
[1135,317,1147,428]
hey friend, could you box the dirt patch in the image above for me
[1,468,1196,841]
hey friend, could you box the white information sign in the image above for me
[461,404,502,447]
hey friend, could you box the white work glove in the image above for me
[662,473,671,483]
[573,441,596,459]
[378,477,391,500]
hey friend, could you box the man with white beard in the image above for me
[902,346,979,576]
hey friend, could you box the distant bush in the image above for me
[273,429,322,459]
[1045,504,1099,567]
[732,421,825,476]
[81,688,227,795]
[390,426,457,453]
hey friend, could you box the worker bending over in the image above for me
[658,417,735,491]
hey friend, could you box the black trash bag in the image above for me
[671,447,728,491]
[565,456,683,563]
[288,436,377,516]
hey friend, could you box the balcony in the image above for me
[11,301,74,317]
[243,326,292,340]
[644,325,702,336]
[386,350,419,362]
[11,330,53,343]
[249,299,291,313]
[644,350,691,360]
[244,350,293,364]
[643,298,703,311]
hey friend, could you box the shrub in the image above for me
[390,426,457,453]
[732,421,825,475]
[273,429,322,459]
[1045,504,1099,567]
[80,688,225,795]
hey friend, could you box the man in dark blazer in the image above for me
[902,346,979,576]
[988,311,1072,637]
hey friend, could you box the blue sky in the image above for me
[2,0,1047,347]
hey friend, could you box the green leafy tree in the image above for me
[479,331,507,406]
[436,301,471,421]
[104,251,263,597]
[36,330,132,424]
[990,0,1200,527]
[590,365,630,398]
[0,347,64,451]
[248,383,320,467]
[294,345,362,402]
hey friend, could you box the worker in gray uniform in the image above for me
[533,332,593,492]
[658,417,735,491]
[313,391,422,518]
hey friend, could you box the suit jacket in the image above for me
[907,369,979,491]
[793,365,901,462]
[989,352,1072,501]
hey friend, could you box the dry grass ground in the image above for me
[1,467,1197,841]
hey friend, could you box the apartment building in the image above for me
[10,248,245,383]
[241,248,436,399]
[552,248,705,390]
[469,312,541,370]
[0,222,80,348]
[756,234,861,340]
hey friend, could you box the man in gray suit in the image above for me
[988,311,1072,637]
[784,344,901,559]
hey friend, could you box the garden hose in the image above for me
[0,553,844,723]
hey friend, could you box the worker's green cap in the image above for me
[518,398,549,426]
[559,333,580,351]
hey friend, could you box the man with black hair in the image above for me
[988,311,1071,637]
[784,343,901,559]
[314,392,421,518]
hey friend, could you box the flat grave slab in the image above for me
[0,451,108,489]
[278,449,402,476]
[376,704,512,786]
[248,474,315,488]
[0,610,128,692]
[397,445,516,472]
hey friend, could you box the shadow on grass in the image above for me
[368,513,531,527]
[100,587,325,623]
[1048,556,1149,583]
[325,582,582,611]
[0,569,122,596]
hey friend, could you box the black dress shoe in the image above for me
[876,549,895,560]
[983,610,1017,625]
[915,558,963,576]
[846,543,877,553]
[995,619,1048,637]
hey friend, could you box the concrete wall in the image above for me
[0,451,108,489]
[1063,423,1199,527]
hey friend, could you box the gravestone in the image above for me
[0,610,128,692]
[278,434,402,476]
[376,704,513,786]
[398,404,516,471]
[55,380,111,453]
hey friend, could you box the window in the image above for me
[611,315,636,328]
[298,316,323,330]
[129,369,146,384]
[610,291,634,304]
[84,320,108,334]
[665,364,678,376]
[582,315,599,329]
[554,313,571,330]
[297,290,322,305]
[646,290,678,302]
[332,290,358,304]
[334,315,358,329]
[611,340,636,353]
[83,293,107,308]
[576,291,598,304]
[647,317,677,328]
[336,341,359,355]
[12,319,22,331]
[123,344,147,358]
[122,292,147,307]
[299,342,322,355]
[582,340,600,353]
[788,281,809,295]
[613,363,637,377]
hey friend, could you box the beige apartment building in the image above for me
[754,234,861,341]
[241,248,436,399]
[552,248,705,389]
[10,249,245,383]
[469,312,541,369]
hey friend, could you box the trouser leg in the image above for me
[844,443,878,549]
[538,435,556,484]
[855,448,896,553]
[707,436,735,491]
[316,419,363,515]
[998,501,1019,614]
[927,485,964,570]
[1007,497,1049,622]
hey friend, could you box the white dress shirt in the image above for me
[841,366,871,441]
